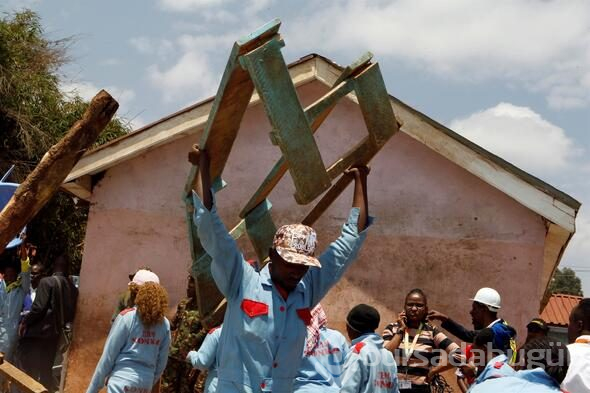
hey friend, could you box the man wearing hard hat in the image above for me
[428,287,517,362]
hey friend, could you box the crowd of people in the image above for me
[5,144,585,393]
[0,238,79,392]
[82,145,589,393]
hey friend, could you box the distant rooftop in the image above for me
[540,293,583,327]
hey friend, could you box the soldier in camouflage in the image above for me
[161,274,207,393]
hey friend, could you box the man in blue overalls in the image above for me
[0,242,31,362]
[188,146,371,393]
[187,324,222,393]
[294,304,349,392]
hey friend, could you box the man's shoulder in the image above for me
[37,276,56,289]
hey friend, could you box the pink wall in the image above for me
[65,81,546,392]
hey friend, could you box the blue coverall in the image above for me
[87,307,171,393]
[469,368,563,393]
[340,333,399,393]
[187,325,221,393]
[469,353,514,389]
[192,191,372,393]
[293,327,349,392]
[0,258,30,362]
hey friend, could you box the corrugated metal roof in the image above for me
[540,294,583,327]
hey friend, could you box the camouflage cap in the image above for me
[272,224,321,268]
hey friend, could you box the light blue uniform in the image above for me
[87,308,171,393]
[470,368,562,392]
[187,325,222,393]
[340,333,399,393]
[294,327,349,392]
[469,353,514,388]
[0,259,30,362]
[192,192,371,393]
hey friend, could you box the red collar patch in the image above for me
[353,342,366,354]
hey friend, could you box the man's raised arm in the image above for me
[188,145,249,299]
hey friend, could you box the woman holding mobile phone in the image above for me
[383,289,462,393]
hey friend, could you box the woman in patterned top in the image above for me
[383,289,462,393]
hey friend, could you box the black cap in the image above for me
[526,318,549,332]
[346,304,380,334]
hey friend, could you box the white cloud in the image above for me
[158,0,271,20]
[449,103,581,175]
[285,0,590,110]
[129,37,175,59]
[567,210,590,262]
[158,0,226,12]
[147,51,218,103]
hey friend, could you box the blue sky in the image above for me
[4,0,589,293]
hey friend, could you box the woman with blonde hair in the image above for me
[87,280,171,393]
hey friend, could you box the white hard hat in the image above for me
[471,287,501,311]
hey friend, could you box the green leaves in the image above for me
[0,10,129,272]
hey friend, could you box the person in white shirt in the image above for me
[562,298,590,393]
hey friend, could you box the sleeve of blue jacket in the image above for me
[192,191,254,300]
[153,318,171,385]
[339,351,364,393]
[186,327,221,370]
[306,208,373,307]
[86,314,130,393]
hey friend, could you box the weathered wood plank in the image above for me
[184,19,281,197]
[325,137,373,181]
[302,174,353,227]
[331,51,373,86]
[240,37,331,205]
[304,79,355,127]
[0,361,48,393]
[201,299,227,330]
[354,62,398,146]
[239,53,374,217]
[184,20,282,318]
[244,199,276,263]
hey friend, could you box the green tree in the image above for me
[0,10,129,272]
[549,267,584,296]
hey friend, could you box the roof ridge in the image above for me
[552,293,583,299]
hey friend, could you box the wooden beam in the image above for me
[244,199,276,263]
[0,361,48,393]
[240,37,331,205]
[302,173,353,226]
[354,62,398,146]
[239,53,376,217]
[0,90,118,254]
[201,299,227,331]
[186,21,283,196]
